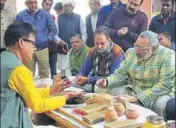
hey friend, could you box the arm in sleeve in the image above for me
[46,13,57,41]
[137,53,175,108]
[65,52,72,77]
[104,12,119,37]
[148,18,155,32]
[54,16,62,42]
[8,65,66,113]
[97,8,106,26]
[126,14,148,42]
[106,52,130,88]
[80,17,87,43]
[79,56,93,76]
[110,53,124,74]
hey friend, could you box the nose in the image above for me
[135,47,140,54]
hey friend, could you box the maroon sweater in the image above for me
[105,6,148,52]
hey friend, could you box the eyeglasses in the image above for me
[134,43,150,51]
[22,38,36,46]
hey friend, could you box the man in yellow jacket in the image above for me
[0,22,83,128]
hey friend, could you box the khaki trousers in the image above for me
[26,48,49,78]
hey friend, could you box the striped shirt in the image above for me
[107,46,175,108]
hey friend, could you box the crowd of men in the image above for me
[0,0,175,127]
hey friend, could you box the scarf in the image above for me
[89,42,114,77]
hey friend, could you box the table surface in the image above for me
[45,103,157,128]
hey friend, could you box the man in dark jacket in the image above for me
[105,0,147,52]
[149,0,175,43]
[97,0,125,26]
[86,0,101,47]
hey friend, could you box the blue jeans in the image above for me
[49,51,57,79]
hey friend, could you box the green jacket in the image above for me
[68,44,89,76]
[1,51,33,128]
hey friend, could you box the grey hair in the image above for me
[139,30,160,49]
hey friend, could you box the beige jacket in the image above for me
[1,7,15,48]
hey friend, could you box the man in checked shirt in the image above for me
[96,30,175,119]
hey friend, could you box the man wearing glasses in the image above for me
[16,0,57,78]
[96,30,175,119]
[104,0,148,52]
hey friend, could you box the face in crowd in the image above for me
[63,3,74,14]
[161,0,173,17]
[94,33,110,53]
[0,0,6,10]
[25,0,38,12]
[158,33,171,48]
[89,0,100,14]
[42,0,53,12]
[20,34,36,63]
[70,35,83,52]
[134,37,153,62]
[126,0,143,15]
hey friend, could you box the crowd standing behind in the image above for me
[0,0,175,125]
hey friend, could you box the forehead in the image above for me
[135,36,149,46]
[89,0,98,4]
[161,0,172,4]
[94,34,108,41]
[43,0,53,4]
[70,36,81,41]
[26,0,37,2]
[129,0,142,4]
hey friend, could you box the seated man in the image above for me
[66,34,89,76]
[75,26,124,93]
[158,31,175,51]
[0,22,83,127]
[96,30,175,119]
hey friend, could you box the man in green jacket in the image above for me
[96,30,175,119]
[66,34,89,76]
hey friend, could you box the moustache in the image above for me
[129,7,135,12]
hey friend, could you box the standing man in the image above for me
[0,0,15,53]
[86,0,101,47]
[149,0,175,43]
[16,0,57,78]
[55,0,87,76]
[42,0,58,79]
[96,30,175,118]
[105,0,148,52]
[97,0,125,26]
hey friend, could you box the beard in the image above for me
[136,50,153,63]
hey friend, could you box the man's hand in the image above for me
[117,27,128,36]
[75,76,88,86]
[50,79,71,95]
[59,40,67,47]
[65,92,85,100]
[96,78,107,88]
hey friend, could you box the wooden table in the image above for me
[44,104,157,128]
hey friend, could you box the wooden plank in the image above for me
[104,119,143,128]
[82,110,106,125]
[45,111,78,128]
[56,108,92,128]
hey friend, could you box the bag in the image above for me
[57,43,68,54]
